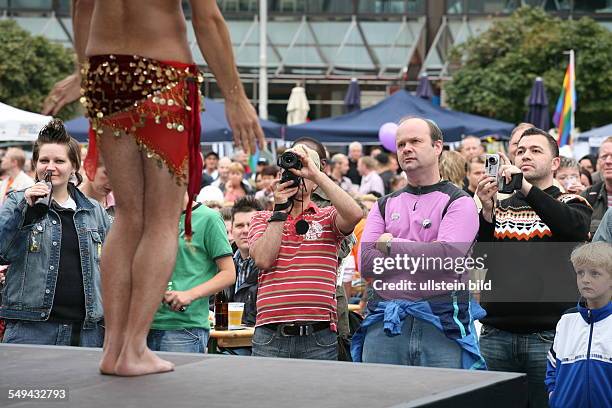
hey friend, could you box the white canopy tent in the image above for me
[576,123,612,148]
[0,102,52,143]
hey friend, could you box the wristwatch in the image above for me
[268,211,288,223]
[385,238,393,256]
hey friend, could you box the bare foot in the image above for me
[99,335,125,375]
[114,347,175,376]
[99,349,120,375]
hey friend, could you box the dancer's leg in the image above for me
[96,130,145,374]
[114,151,186,376]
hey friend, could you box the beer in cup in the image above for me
[228,302,245,330]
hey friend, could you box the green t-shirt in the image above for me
[151,204,233,330]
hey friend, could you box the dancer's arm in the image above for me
[190,0,265,154]
[41,0,94,115]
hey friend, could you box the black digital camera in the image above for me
[277,150,303,188]
[485,153,523,194]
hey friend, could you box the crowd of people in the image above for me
[1,118,610,407]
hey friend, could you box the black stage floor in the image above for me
[0,344,526,408]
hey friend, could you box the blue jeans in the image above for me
[479,324,553,408]
[2,320,104,347]
[361,315,462,368]
[147,328,209,354]
[221,347,252,356]
[251,326,338,360]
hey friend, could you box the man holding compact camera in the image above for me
[476,127,592,408]
[247,142,362,360]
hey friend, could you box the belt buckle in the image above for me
[280,323,311,337]
[280,323,296,337]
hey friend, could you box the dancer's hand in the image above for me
[164,290,194,312]
[225,97,265,155]
[42,72,82,115]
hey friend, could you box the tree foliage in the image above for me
[0,19,80,120]
[445,7,612,131]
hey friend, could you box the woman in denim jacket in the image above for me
[0,120,110,347]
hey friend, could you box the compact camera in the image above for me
[277,150,303,188]
[485,153,523,194]
[485,154,500,178]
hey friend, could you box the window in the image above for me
[9,0,52,9]
[358,0,425,14]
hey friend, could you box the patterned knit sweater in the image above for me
[477,185,592,333]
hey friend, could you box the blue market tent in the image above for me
[66,98,282,143]
[285,90,514,143]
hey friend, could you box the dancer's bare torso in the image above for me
[86,0,193,63]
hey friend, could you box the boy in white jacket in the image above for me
[545,242,612,408]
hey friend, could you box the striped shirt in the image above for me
[233,250,256,291]
[247,203,345,328]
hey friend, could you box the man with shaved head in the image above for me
[354,117,484,370]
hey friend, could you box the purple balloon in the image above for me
[378,122,398,152]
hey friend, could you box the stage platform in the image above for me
[0,344,526,408]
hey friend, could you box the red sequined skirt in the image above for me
[81,54,203,237]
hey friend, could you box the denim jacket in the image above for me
[0,185,110,328]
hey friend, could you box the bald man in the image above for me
[459,136,484,161]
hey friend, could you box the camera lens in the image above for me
[488,157,497,164]
[278,151,301,170]
[284,155,296,165]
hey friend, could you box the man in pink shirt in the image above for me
[353,117,484,370]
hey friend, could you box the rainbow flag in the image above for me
[248,148,260,174]
[553,50,576,146]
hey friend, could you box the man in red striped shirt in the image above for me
[248,141,362,360]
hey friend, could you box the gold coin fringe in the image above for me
[80,55,204,187]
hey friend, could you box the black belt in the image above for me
[263,321,330,337]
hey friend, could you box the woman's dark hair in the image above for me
[580,168,592,186]
[578,154,597,171]
[32,119,83,186]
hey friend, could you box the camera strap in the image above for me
[274,202,292,212]
[295,179,309,235]
[273,179,310,235]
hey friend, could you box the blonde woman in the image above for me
[222,162,253,203]
[439,150,467,188]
